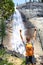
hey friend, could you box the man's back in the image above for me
[26,43,34,56]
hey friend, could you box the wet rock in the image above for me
[6,50,25,59]
[39,56,43,64]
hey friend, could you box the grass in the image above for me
[0,48,6,57]
[0,59,13,65]
[0,48,13,65]
[21,58,26,65]
[0,48,26,65]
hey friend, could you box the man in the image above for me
[19,28,36,65]
[20,28,36,46]
[25,37,34,65]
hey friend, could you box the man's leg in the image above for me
[26,56,29,65]
[29,56,34,65]
[31,56,35,65]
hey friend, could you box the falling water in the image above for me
[10,9,26,54]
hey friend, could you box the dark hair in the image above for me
[20,30,22,32]
[34,28,36,31]
[26,37,30,42]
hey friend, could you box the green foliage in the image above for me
[7,63,13,65]
[0,48,5,56]
[41,0,43,2]
[0,18,6,44]
[0,59,13,65]
[0,0,15,45]
[0,0,15,20]
[0,18,6,37]
[21,59,26,65]
[0,48,13,65]
[0,59,7,65]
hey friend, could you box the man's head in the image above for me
[34,28,36,31]
[20,30,22,33]
[26,37,30,43]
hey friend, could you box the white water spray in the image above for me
[10,9,26,54]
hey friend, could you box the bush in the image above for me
[21,58,26,65]
[0,48,6,56]
[0,59,13,65]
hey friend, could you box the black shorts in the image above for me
[26,56,33,64]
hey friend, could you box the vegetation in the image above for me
[0,48,5,56]
[0,0,14,19]
[21,59,26,65]
[41,0,43,2]
[0,0,15,46]
[0,18,6,46]
[0,48,13,65]
[0,59,13,65]
[29,0,31,2]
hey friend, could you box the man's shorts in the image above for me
[26,56,33,64]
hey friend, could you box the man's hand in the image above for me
[20,30,25,46]
[20,30,23,41]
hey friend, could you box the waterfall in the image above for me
[10,9,26,54]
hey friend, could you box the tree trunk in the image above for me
[29,0,31,2]
[33,0,34,2]
[0,36,4,48]
[41,0,43,2]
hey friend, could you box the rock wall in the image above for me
[17,3,43,9]
[17,3,43,18]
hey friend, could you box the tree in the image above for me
[38,0,41,2]
[0,0,14,19]
[33,0,34,2]
[0,0,15,47]
[41,0,43,2]
[0,18,6,46]
[29,0,31,2]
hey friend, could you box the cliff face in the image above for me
[18,3,43,50]
[20,8,43,49]
[3,21,13,50]
[17,3,43,9]
[17,3,43,18]
[29,17,43,49]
